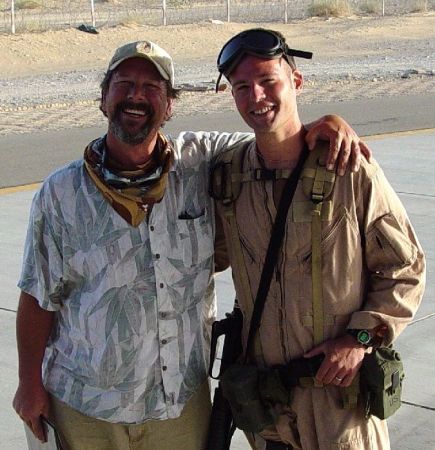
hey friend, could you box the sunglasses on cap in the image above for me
[215,28,313,92]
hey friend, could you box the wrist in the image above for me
[18,367,43,385]
[346,329,375,348]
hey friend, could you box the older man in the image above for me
[14,40,369,449]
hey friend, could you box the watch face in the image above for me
[357,329,371,345]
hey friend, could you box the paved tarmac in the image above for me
[0,101,434,448]
[1,93,435,189]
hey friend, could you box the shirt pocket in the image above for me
[298,205,351,271]
[176,213,214,267]
[297,207,362,317]
[366,212,417,272]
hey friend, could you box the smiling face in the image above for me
[229,55,303,136]
[101,57,173,146]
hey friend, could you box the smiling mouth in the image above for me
[252,106,274,116]
[123,108,147,118]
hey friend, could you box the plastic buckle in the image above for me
[255,168,276,181]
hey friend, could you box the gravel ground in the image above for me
[0,14,434,136]
[1,51,433,109]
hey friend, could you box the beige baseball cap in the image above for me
[108,40,175,88]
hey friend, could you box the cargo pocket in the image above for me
[366,213,416,272]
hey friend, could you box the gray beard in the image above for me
[109,102,156,145]
[109,119,152,145]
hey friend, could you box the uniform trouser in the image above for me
[49,381,211,450]
[251,385,390,450]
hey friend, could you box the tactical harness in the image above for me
[209,141,360,408]
[207,142,404,443]
[209,139,336,346]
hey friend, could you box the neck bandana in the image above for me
[84,133,174,226]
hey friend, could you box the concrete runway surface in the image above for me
[0,98,434,449]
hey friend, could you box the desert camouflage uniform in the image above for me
[214,142,425,450]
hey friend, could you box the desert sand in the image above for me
[0,12,434,135]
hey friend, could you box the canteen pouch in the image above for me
[360,347,404,419]
[220,364,278,433]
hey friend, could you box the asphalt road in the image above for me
[1,93,434,188]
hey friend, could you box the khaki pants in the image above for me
[49,381,211,450]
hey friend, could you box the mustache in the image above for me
[115,101,154,116]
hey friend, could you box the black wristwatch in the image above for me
[346,329,374,347]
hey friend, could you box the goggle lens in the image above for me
[217,29,281,73]
[215,28,313,92]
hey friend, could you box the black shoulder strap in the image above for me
[244,147,309,362]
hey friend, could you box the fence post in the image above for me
[162,0,167,26]
[227,0,230,22]
[382,0,385,16]
[284,0,288,23]
[11,0,15,34]
[90,0,96,27]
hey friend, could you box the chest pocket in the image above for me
[176,214,214,267]
[296,205,350,270]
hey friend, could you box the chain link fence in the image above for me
[1,0,434,34]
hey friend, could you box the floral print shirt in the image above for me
[18,131,252,423]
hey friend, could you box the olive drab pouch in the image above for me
[220,364,277,433]
[360,347,404,419]
[220,363,292,433]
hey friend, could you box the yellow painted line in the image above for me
[0,182,41,195]
[363,127,435,141]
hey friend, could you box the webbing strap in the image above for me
[307,156,334,387]
[312,166,328,201]
[306,156,334,347]
[342,373,360,409]
[234,168,292,183]
[308,159,360,405]
[311,202,324,346]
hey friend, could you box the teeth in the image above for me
[124,108,146,116]
[253,106,273,115]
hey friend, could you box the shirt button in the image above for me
[150,226,154,231]
[155,253,160,259]
[159,312,166,319]
[161,339,167,345]
[159,283,164,288]
[162,365,167,371]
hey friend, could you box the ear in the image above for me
[165,98,174,121]
[100,91,108,117]
[292,69,304,93]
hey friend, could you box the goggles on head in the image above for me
[215,28,313,92]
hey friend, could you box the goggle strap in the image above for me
[286,47,313,60]
[215,72,223,93]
